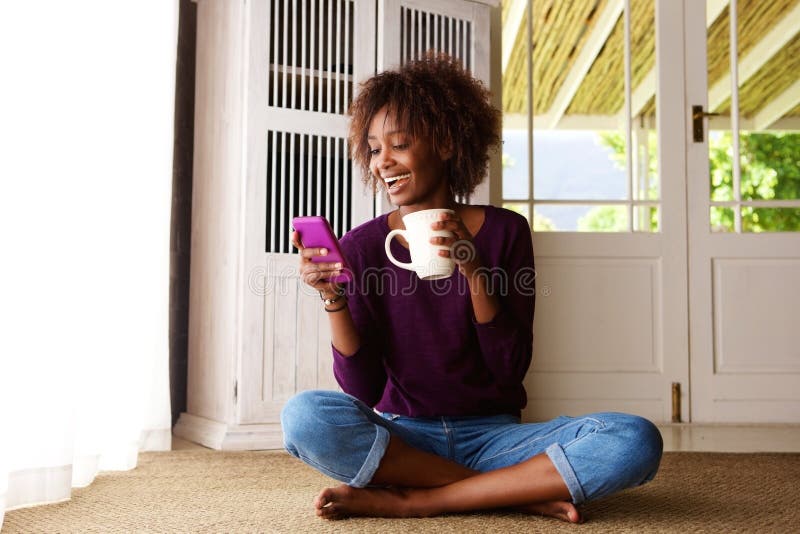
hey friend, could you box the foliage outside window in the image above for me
[598,131,800,233]
[708,132,800,232]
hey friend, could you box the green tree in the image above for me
[597,131,800,232]
[578,206,627,232]
[710,132,800,232]
[533,211,556,231]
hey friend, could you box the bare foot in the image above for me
[518,500,582,523]
[314,484,427,520]
[313,485,581,523]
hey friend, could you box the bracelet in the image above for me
[324,298,348,312]
[319,291,344,306]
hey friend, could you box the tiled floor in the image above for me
[657,423,800,452]
[172,425,800,452]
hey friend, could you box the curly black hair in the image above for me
[348,52,501,199]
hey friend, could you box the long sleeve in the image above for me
[325,208,533,418]
[472,214,535,388]
[331,237,388,406]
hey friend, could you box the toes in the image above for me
[317,503,340,520]
[314,488,334,509]
[562,504,582,524]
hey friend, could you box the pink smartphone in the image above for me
[291,216,352,283]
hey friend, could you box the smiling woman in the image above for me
[281,52,663,523]
[0,1,176,525]
[348,52,501,201]
[367,106,449,208]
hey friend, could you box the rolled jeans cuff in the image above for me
[349,424,391,488]
[545,442,587,504]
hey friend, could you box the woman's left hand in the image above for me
[430,211,482,277]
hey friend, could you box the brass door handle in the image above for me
[692,105,720,142]
[692,110,721,120]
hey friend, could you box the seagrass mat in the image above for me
[4,450,799,533]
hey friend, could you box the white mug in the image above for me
[385,209,455,280]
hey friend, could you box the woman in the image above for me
[282,53,662,523]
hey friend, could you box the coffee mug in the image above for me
[384,209,455,280]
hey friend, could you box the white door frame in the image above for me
[684,0,800,423]
[522,0,691,424]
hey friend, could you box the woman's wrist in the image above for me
[319,288,348,312]
[458,256,483,281]
[324,298,349,312]
[318,286,344,302]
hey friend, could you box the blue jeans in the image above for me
[280,390,662,505]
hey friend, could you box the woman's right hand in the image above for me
[291,231,344,298]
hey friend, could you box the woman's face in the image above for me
[367,106,450,210]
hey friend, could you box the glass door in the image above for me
[501,0,691,423]
[686,0,800,422]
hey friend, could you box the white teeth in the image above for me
[383,172,411,185]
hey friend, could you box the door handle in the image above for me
[692,105,720,142]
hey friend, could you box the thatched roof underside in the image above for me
[502,0,800,124]
[716,32,800,116]
[568,0,654,116]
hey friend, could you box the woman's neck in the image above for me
[390,197,458,231]
[397,190,458,216]
[398,201,456,217]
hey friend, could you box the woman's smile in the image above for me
[383,172,411,194]
[367,106,449,211]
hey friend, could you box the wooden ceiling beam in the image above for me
[502,0,527,72]
[628,0,729,119]
[543,0,624,129]
[752,79,800,130]
[709,1,800,112]
[709,115,800,130]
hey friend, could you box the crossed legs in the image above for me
[314,434,581,522]
[281,390,662,522]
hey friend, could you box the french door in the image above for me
[685,0,800,422]
[517,0,691,424]
[512,0,799,423]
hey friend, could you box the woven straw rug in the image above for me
[4,450,799,533]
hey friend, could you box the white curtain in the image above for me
[0,1,177,526]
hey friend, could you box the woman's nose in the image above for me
[375,150,393,170]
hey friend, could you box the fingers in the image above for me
[431,214,470,238]
[301,261,344,287]
[300,246,332,260]
[293,233,344,289]
[291,231,333,260]
[429,235,457,246]
[430,233,479,265]
[290,231,303,251]
[291,232,332,257]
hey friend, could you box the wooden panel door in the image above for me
[685,0,800,422]
[239,0,376,424]
[521,1,691,424]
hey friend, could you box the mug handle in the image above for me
[384,229,415,270]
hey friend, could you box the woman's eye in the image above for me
[394,143,409,150]
[369,148,380,156]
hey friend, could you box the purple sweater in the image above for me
[333,205,535,418]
